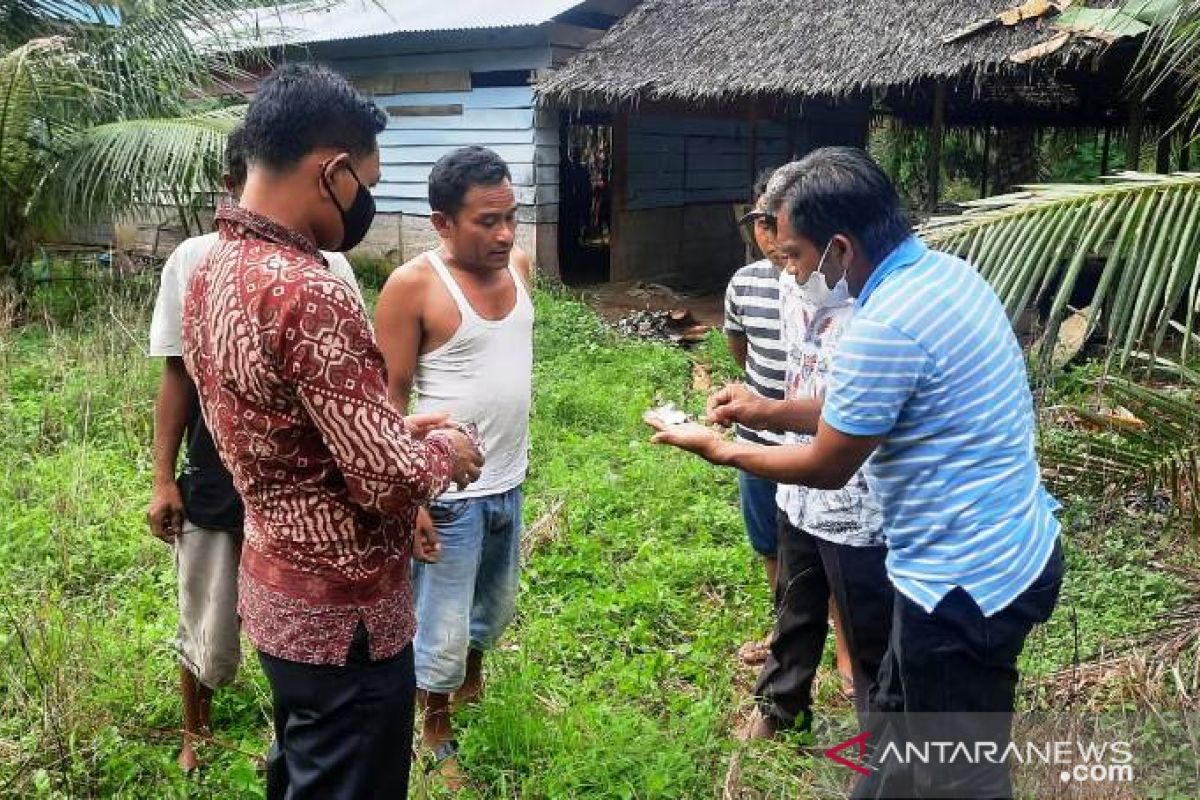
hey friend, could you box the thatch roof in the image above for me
[536,0,1118,105]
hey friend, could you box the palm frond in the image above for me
[0,0,274,270]
[1042,373,1200,532]
[1134,0,1200,138]
[922,172,1200,370]
[46,104,244,224]
[0,37,98,261]
[81,1,269,118]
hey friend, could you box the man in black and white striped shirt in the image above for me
[723,174,787,665]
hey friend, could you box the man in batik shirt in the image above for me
[182,63,482,799]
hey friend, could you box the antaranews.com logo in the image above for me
[823,727,1136,788]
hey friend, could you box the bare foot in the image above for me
[736,636,771,666]
[452,679,482,710]
[178,737,200,772]
[426,741,465,792]
[838,669,855,701]
[736,709,777,742]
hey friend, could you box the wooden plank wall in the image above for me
[318,30,560,221]
[625,114,790,210]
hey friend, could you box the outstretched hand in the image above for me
[644,414,727,463]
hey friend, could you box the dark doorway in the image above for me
[559,112,612,284]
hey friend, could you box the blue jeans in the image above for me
[412,487,522,693]
[738,471,778,556]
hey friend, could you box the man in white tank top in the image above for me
[375,146,534,788]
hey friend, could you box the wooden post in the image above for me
[748,99,760,196]
[1100,126,1112,175]
[1125,102,1144,171]
[609,110,629,281]
[979,126,991,197]
[927,80,946,212]
[747,102,761,264]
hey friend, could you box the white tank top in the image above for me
[413,250,534,499]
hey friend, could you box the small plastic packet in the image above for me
[642,402,691,427]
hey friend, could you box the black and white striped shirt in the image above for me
[724,260,786,446]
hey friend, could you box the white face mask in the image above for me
[795,239,851,308]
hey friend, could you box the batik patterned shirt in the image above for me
[182,206,460,665]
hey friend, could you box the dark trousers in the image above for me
[259,624,416,800]
[854,541,1064,800]
[755,516,893,728]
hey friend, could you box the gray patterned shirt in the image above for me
[775,273,884,547]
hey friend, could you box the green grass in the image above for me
[0,283,1196,798]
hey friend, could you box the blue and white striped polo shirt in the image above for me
[822,236,1060,617]
[725,259,786,446]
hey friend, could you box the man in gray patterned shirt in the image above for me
[711,163,892,739]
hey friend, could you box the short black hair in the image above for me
[224,126,247,188]
[428,146,512,217]
[239,63,387,170]
[751,167,775,203]
[777,147,912,264]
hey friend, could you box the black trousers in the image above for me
[854,541,1064,800]
[755,516,893,729]
[259,624,416,800]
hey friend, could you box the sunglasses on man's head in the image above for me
[740,210,775,228]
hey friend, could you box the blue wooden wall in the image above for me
[303,28,564,221]
[626,115,790,211]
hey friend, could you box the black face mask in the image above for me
[322,161,375,252]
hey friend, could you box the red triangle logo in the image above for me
[824,730,872,776]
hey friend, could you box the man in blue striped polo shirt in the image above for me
[650,147,1062,799]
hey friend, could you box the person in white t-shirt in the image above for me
[146,127,364,771]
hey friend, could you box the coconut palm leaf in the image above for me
[922,172,1200,370]
[0,0,278,272]
[1041,373,1200,532]
[0,37,101,263]
[1134,0,1200,136]
[48,104,244,224]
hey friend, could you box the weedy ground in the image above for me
[0,279,1194,798]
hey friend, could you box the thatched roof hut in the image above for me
[535,0,1179,286]
[535,0,1133,123]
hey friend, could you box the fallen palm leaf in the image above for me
[999,0,1057,26]
[1098,405,1148,430]
[1010,31,1071,63]
[944,0,1072,43]
[1041,374,1200,531]
[923,172,1200,371]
